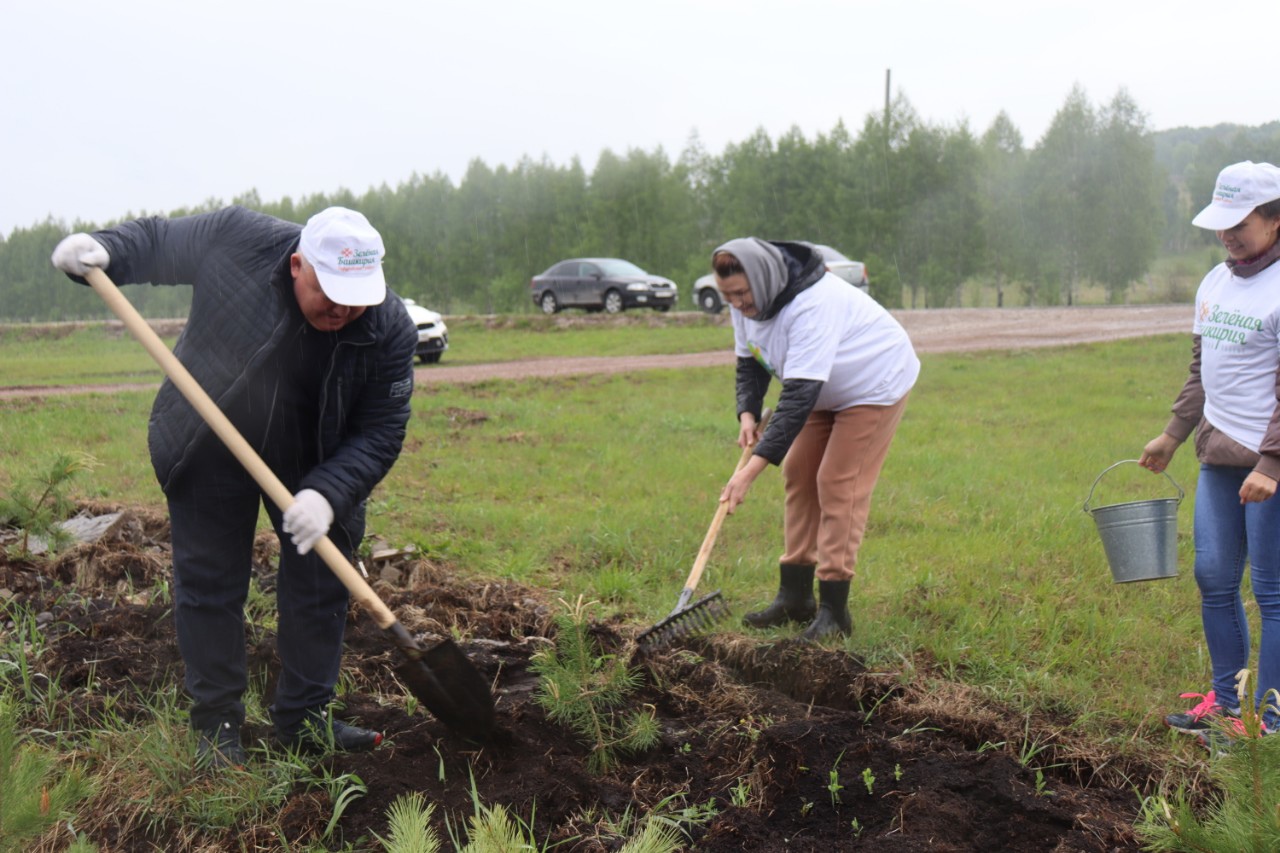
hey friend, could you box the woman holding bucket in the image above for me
[1140,161,1280,752]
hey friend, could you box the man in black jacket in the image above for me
[52,206,417,768]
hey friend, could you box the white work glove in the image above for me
[282,489,334,555]
[51,233,110,276]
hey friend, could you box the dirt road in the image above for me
[415,304,1191,385]
[0,305,1191,397]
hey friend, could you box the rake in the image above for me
[637,408,772,650]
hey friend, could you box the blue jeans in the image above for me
[1194,464,1280,727]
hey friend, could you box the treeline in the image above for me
[2,87,1278,321]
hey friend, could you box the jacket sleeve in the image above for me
[300,307,417,520]
[70,215,206,287]
[1164,336,1204,444]
[1255,361,1280,482]
[78,206,293,288]
[754,378,823,465]
[735,356,771,421]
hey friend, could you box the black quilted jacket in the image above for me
[76,206,416,521]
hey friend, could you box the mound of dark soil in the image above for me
[0,504,1163,851]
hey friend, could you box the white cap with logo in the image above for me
[298,207,387,306]
[1192,161,1280,231]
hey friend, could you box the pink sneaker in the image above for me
[1164,690,1239,735]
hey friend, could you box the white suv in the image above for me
[402,298,449,363]
[812,245,869,294]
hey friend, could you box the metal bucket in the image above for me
[1083,460,1184,583]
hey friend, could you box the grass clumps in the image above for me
[531,597,660,773]
[0,691,95,851]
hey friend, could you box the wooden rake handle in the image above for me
[84,267,400,630]
[680,408,773,595]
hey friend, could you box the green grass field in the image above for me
[0,312,736,385]
[0,323,1215,751]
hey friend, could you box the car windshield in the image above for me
[815,245,851,263]
[595,259,648,277]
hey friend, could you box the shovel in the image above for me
[636,408,772,650]
[84,267,496,740]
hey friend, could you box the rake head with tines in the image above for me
[636,589,728,650]
[636,409,772,652]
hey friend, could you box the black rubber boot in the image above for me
[800,580,852,641]
[278,713,383,755]
[743,563,816,628]
[196,719,247,770]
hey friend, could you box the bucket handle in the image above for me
[1083,459,1184,514]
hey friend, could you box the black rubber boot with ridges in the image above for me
[742,563,816,628]
[800,579,852,641]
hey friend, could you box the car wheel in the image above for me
[603,290,623,314]
[698,290,723,314]
[540,291,560,314]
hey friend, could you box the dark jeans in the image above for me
[165,444,362,733]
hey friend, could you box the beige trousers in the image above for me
[780,395,909,581]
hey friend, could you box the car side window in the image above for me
[580,263,598,277]
[549,262,574,276]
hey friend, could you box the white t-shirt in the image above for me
[731,273,920,410]
[1192,260,1280,452]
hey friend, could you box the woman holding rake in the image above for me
[711,237,919,642]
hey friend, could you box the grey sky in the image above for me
[4,0,1266,237]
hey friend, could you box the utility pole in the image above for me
[884,68,891,132]
[882,68,892,174]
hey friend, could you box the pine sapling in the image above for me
[0,452,97,558]
[531,596,660,773]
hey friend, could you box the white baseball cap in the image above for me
[297,207,387,306]
[1191,161,1280,230]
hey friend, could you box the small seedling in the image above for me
[827,750,846,806]
[730,779,751,807]
[734,714,771,743]
[800,800,814,817]
[682,798,720,824]
[861,767,876,795]
[147,577,172,606]
[894,763,904,781]
[850,817,863,838]
[432,743,446,783]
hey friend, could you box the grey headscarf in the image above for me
[713,237,789,317]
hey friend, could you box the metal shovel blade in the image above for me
[394,636,496,740]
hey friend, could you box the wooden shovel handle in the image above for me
[681,408,773,593]
[84,267,399,630]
